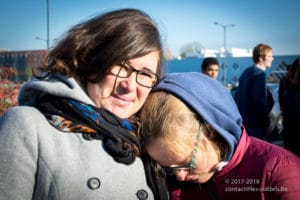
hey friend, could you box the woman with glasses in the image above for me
[140,72,300,200]
[0,8,168,200]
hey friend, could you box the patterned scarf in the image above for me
[36,95,140,165]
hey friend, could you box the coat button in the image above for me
[87,177,101,190]
[82,133,93,140]
[136,189,148,199]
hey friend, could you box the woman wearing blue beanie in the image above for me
[140,72,300,200]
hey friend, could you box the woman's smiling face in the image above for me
[86,51,159,118]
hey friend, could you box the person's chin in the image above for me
[191,173,214,183]
[185,175,199,182]
[112,108,131,118]
[101,103,130,118]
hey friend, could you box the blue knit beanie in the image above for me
[153,72,242,160]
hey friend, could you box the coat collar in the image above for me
[216,127,250,177]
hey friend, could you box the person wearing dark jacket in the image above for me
[236,43,274,139]
[279,57,300,156]
[140,72,300,200]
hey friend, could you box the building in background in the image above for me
[0,50,46,81]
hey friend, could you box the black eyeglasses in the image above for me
[109,61,158,88]
[164,125,202,175]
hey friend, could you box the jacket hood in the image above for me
[153,72,242,160]
[18,73,94,106]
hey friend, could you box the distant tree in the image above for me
[179,41,205,58]
[164,48,174,60]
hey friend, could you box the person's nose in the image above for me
[174,169,189,181]
[119,72,138,91]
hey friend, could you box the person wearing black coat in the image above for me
[279,58,300,156]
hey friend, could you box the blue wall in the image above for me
[166,55,299,85]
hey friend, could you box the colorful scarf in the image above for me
[36,95,140,165]
[36,95,169,200]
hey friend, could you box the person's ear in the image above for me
[259,57,264,62]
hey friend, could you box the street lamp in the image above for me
[34,36,49,78]
[35,36,47,42]
[214,21,235,86]
[36,0,50,50]
[35,36,48,48]
[46,0,49,50]
[34,37,47,44]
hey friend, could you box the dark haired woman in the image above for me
[0,8,167,199]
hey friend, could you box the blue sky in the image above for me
[1,0,300,56]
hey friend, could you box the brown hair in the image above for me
[38,8,163,87]
[140,91,228,159]
[252,43,272,63]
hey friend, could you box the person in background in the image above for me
[201,57,219,80]
[235,43,274,139]
[278,57,300,156]
[140,72,300,200]
[0,8,169,200]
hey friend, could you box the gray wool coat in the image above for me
[0,74,154,200]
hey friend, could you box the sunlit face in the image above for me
[203,64,219,79]
[261,50,274,69]
[147,132,220,183]
[86,51,159,118]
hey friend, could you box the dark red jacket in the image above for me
[169,129,300,200]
